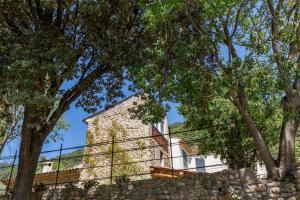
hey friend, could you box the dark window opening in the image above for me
[182,149,188,169]
[195,158,205,172]
[160,151,164,167]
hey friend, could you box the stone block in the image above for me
[267,182,281,187]
[293,171,300,178]
[269,193,280,198]
[238,168,258,185]
[270,187,281,194]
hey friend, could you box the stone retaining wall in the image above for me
[42,171,229,200]
[2,163,300,200]
[228,168,297,199]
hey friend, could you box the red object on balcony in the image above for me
[152,125,169,152]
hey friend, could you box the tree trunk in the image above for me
[242,115,278,179]
[233,103,278,178]
[13,126,45,200]
[278,120,297,178]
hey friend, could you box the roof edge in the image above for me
[82,93,142,123]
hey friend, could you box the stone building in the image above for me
[79,95,171,184]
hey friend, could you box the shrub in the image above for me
[83,180,98,189]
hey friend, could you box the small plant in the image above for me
[115,174,130,184]
[64,183,78,191]
[33,183,47,193]
[83,180,98,189]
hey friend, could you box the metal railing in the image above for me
[0,129,228,194]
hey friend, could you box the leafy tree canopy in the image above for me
[129,0,300,179]
[0,1,142,198]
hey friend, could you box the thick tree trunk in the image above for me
[13,126,46,200]
[278,120,297,178]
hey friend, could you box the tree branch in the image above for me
[267,0,294,99]
[230,5,242,38]
[55,0,63,27]
[221,15,238,60]
[44,64,112,134]
[227,88,277,174]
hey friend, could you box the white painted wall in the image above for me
[171,138,184,169]
[198,155,228,173]
[171,138,228,173]
[153,116,169,140]
[169,137,269,178]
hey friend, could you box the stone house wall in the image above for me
[80,95,170,184]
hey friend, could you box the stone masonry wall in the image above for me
[80,95,170,184]
[42,172,230,200]
[42,163,300,200]
[228,168,297,199]
[2,164,300,200]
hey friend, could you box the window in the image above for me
[154,121,164,134]
[159,122,164,134]
[160,151,164,167]
[181,149,188,169]
[154,147,165,167]
[195,158,205,172]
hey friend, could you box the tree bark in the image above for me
[238,108,278,179]
[278,119,298,178]
[228,89,278,179]
[13,126,45,200]
[12,106,48,200]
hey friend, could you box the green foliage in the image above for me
[39,155,47,162]
[114,174,130,184]
[46,116,69,144]
[0,149,83,181]
[0,106,23,155]
[170,121,258,169]
[128,0,300,176]
[0,0,141,114]
[296,138,300,160]
[0,163,17,179]
[82,180,98,189]
[107,121,142,179]
[64,183,78,191]
[84,120,142,181]
[0,1,143,193]
[136,139,146,157]
[37,149,84,173]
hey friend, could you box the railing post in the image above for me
[6,150,17,195]
[110,135,115,185]
[55,143,63,188]
[168,128,174,177]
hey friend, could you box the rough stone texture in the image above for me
[48,167,300,200]
[2,166,300,200]
[80,95,170,184]
[43,172,230,200]
[228,170,297,200]
[293,161,300,198]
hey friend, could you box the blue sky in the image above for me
[2,92,184,160]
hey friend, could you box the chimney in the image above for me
[42,161,53,173]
